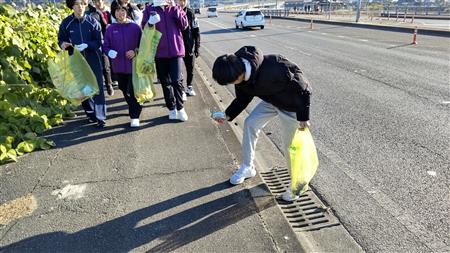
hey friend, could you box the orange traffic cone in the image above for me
[412,27,418,45]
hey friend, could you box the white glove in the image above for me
[192,18,199,29]
[75,43,88,52]
[148,13,160,25]
[108,50,118,59]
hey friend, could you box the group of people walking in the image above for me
[58,0,314,201]
[58,0,200,127]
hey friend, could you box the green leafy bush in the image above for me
[0,3,74,164]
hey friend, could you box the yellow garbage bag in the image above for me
[133,25,161,104]
[136,25,161,76]
[132,58,156,105]
[47,50,99,106]
[289,127,319,195]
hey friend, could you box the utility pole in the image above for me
[356,0,362,22]
[328,0,331,20]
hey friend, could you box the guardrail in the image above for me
[262,9,292,17]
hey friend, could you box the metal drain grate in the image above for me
[260,167,340,232]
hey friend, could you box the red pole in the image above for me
[412,27,418,45]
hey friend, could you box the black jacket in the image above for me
[225,46,311,122]
[181,7,200,55]
[87,4,108,35]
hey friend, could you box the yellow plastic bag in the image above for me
[133,25,161,104]
[289,127,319,195]
[132,58,156,104]
[47,50,99,105]
[136,25,161,76]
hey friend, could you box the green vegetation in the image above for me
[0,3,73,164]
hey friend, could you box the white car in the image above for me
[207,7,218,18]
[235,9,265,29]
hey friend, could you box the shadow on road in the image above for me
[42,113,171,149]
[1,182,274,252]
[201,28,246,35]
[42,95,173,149]
[386,43,416,49]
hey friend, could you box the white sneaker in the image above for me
[168,109,177,120]
[177,108,188,122]
[229,164,256,185]
[182,92,187,101]
[280,189,299,202]
[186,86,196,96]
[130,118,140,127]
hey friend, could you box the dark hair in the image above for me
[66,0,88,9]
[114,0,138,20]
[212,54,245,85]
[66,0,76,9]
[111,1,128,19]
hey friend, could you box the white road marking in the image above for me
[201,18,234,31]
[427,171,437,176]
[52,184,87,200]
[442,101,450,104]
[359,39,369,42]
[283,45,312,56]
[321,32,328,35]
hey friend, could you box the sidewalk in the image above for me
[0,75,303,252]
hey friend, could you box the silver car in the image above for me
[235,9,265,29]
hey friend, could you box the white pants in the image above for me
[242,101,299,169]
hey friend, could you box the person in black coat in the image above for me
[212,46,312,202]
[177,0,200,97]
[86,1,115,97]
[93,0,112,25]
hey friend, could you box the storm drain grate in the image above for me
[260,167,340,232]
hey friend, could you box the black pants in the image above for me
[116,73,142,119]
[155,57,184,111]
[182,53,195,87]
[102,54,113,86]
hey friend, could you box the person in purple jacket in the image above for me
[104,3,143,127]
[141,0,189,121]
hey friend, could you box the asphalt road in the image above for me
[197,13,450,252]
